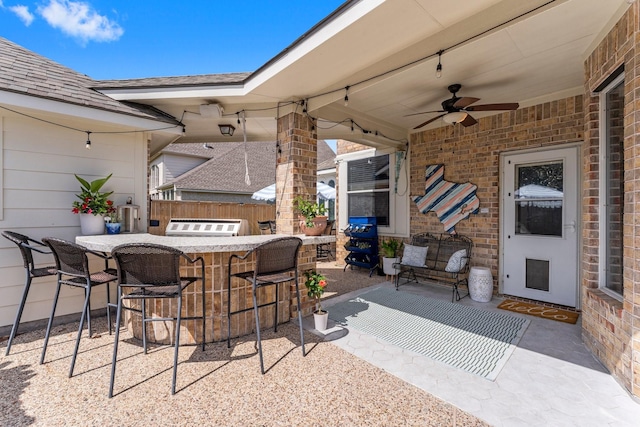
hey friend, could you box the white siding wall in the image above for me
[163,155,207,183]
[0,113,149,328]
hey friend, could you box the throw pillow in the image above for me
[401,244,428,267]
[445,249,468,273]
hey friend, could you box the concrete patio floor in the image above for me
[314,263,640,427]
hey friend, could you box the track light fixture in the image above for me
[435,50,443,79]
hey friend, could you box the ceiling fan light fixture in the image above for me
[442,111,468,124]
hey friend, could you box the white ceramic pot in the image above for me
[382,257,400,275]
[79,213,105,235]
[313,310,329,331]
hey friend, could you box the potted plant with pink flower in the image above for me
[71,173,116,235]
[304,269,329,330]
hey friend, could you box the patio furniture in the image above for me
[2,231,57,356]
[109,243,205,396]
[258,220,276,234]
[227,236,306,374]
[394,232,473,302]
[316,220,335,260]
[39,237,117,377]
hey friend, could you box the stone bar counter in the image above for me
[76,233,335,345]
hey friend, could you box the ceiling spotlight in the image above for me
[218,124,235,136]
[442,112,468,124]
[199,103,223,118]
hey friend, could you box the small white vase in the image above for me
[313,310,329,331]
[79,213,105,235]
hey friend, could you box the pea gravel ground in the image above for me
[0,262,489,427]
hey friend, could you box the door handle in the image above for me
[564,220,576,232]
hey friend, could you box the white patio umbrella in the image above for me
[252,182,336,202]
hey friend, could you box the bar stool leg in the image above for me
[109,293,124,398]
[40,279,62,365]
[69,284,91,378]
[294,278,306,357]
[172,295,182,395]
[5,273,33,356]
[252,286,265,374]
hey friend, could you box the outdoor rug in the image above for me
[328,287,529,380]
[497,299,579,324]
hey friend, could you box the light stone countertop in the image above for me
[76,233,335,253]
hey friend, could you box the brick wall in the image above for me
[582,3,639,397]
[408,97,583,295]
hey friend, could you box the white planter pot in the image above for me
[313,310,329,331]
[382,257,400,276]
[79,213,105,235]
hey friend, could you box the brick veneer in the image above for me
[276,111,319,317]
[582,3,639,397]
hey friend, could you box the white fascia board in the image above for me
[243,0,385,93]
[1,90,182,134]
[99,84,246,101]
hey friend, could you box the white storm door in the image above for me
[502,147,579,307]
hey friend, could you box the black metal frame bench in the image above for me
[394,232,473,302]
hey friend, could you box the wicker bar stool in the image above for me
[109,243,205,397]
[40,237,117,377]
[227,236,306,374]
[2,231,57,356]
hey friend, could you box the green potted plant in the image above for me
[71,173,115,235]
[380,238,403,276]
[294,196,328,236]
[304,269,329,331]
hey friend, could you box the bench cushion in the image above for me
[445,249,467,273]
[401,244,428,267]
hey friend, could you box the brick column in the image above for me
[275,111,318,316]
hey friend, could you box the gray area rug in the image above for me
[328,287,529,380]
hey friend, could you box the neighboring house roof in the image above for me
[94,73,251,89]
[160,140,336,193]
[317,140,336,171]
[159,142,238,159]
[0,37,178,125]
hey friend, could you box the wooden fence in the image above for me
[149,200,276,236]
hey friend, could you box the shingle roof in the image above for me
[161,142,238,159]
[166,141,277,192]
[317,139,336,171]
[164,140,336,193]
[94,73,251,89]
[0,37,179,124]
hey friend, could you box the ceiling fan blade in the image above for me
[465,103,519,112]
[404,109,444,117]
[453,97,480,108]
[460,114,477,127]
[413,114,446,129]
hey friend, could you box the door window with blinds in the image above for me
[347,154,390,226]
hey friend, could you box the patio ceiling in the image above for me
[97,0,629,154]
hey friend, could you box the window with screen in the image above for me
[347,154,390,226]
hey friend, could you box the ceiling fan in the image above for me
[407,84,519,129]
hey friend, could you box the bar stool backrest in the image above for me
[111,243,183,285]
[2,231,36,270]
[42,238,90,277]
[254,237,302,276]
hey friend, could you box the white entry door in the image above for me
[501,147,579,307]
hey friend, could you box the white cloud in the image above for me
[37,0,123,44]
[9,5,35,26]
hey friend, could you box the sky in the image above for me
[0,0,344,79]
[0,0,343,150]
